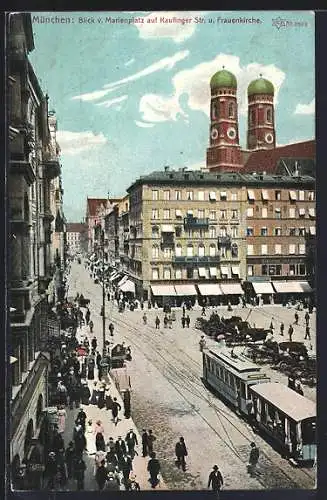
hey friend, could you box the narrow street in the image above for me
[67,260,316,490]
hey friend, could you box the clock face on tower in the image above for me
[211,128,218,140]
[265,132,274,144]
[227,127,236,140]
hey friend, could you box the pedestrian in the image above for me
[147,452,161,489]
[105,471,120,490]
[182,305,186,317]
[142,429,149,457]
[127,474,141,491]
[155,316,160,329]
[175,437,188,471]
[247,442,259,477]
[109,323,114,336]
[81,380,91,405]
[185,315,190,328]
[269,318,274,331]
[87,356,95,380]
[288,376,296,391]
[305,311,310,326]
[73,427,86,456]
[95,431,106,452]
[45,452,57,490]
[294,312,299,325]
[56,448,68,486]
[85,308,90,325]
[76,408,87,432]
[296,382,304,396]
[304,325,311,340]
[97,383,105,410]
[95,459,108,491]
[111,397,122,426]
[208,465,224,492]
[57,405,67,434]
[288,324,294,342]
[91,337,97,350]
[90,381,99,405]
[96,351,102,370]
[280,322,284,336]
[201,306,206,316]
[168,316,173,329]
[181,316,185,328]
[147,430,156,455]
[125,429,138,458]
[105,385,114,410]
[120,454,133,488]
[89,320,94,333]
[65,442,75,479]
[115,436,127,462]
[164,315,168,328]
[73,456,86,490]
[52,430,65,454]
[123,389,131,419]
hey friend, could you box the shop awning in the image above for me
[198,267,207,278]
[289,190,297,201]
[120,280,135,294]
[174,284,197,296]
[117,275,128,287]
[161,224,174,233]
[109,271,121,282]
[272,281,313,293]
[247,190,255,200]
[231,266,240,276]
[209,267,217,277]
[252,282,275,295]
[261,190,269,201]
[220,283,244,295]
[197,284,223,296]
[150,285,176,296]
[220,266,229,276]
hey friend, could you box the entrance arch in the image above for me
[24,419,34,458]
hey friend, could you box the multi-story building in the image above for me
[7,13,63,485]
[66,222,87,255]
[85,198,108,254]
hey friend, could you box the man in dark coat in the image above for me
[305,311,310,326]
[181,316,186,328]
[81,381,91,405]
[147,430,156,455]
[185,315,190,328]
[115,436,127,461]
[111,397,121,425]
[65,442,75,479]
[125,429,138,458]
[52,430,65,454]
[247,442,259,477]
[288,324,294,342]
[45,452,57,490]
[73,456,86,490]
[304,325,311,340]
[91,337,97,350]
[87,357,95,380]
[175,437,188,471]
[85,308,90,325]
[142,429,149,457]
[123,389,131,419]
[155,316,160,329]
[74,427,86,456]
[76,409,87,432]
[96,432,106,452]
[95,459,108,491]
[120,454,133,488]
[147,452,161,489]
[208,465,223,492]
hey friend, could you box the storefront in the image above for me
[197,283,223,306]
[173,284,198,307]
[150,284,177,308]
[272,280,313,304]
[251,281,275,305]
[219,282,244,305]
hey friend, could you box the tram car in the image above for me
[203,346,271,415]
[249,382,316,463]
[110,343,127,368]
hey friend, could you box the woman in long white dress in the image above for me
[57,405,67,434]
[85,419,97,456]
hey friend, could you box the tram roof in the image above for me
[207,348,262,374]
[250,382,316,422]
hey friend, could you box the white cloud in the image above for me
[71,89,110,102]
[95,95,128,108]
[56,130,107,155]
[137,54,285,125]
[294,98,315,115]
[136,11,199,43]
[125,58,135,67]
[139,94,188,123]
[135,120,155,128]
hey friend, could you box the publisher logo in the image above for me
[272,16,308,29]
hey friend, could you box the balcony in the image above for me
[9,159,36,185]
[42,156,61,180]
[173,255,220,265]
[184,217,209,228]
[218,236,231,248]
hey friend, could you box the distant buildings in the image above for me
[66,222,87,255]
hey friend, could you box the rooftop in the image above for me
[66,222,86,233]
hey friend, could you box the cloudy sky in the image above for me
[29,10,315,221]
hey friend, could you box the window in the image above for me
[250,109,255,125]
[152,268,159,280]
[211,102,218,120]
[299,227,306,236]
[186,267,194,279]
[187,245,193,257]
[175,190,181,200]
[186,191,193,201]
[219,226,227,237]
[299,208,306,217]
[198,209,205,218]
[228,102,235,118]
[163,190,170,201]
[198,191,205,201]
[163,209,170,220]
[246,227,254,236]
[289,191,297,201]
[275,190,281,201]
[289,264,296,276]
[275,244,282,254]
[248,190,255,201]
[299,244,306,255]
[220,191,227,200]
[308,191,315,201]
[152,190,159,201]
[152,208,159,219]
[231,226,238,238]
[289,244,296,254]
[231,243,238,258]
[231,209,238,219]
[247,265,254,277]
[289,228,296,236]
[209,191,217,201]
[262,190,269,201]
[247,207,254,217]
[266,108,272,123]
[163,247,172,259]
[175,244,182,257]
[289,208,296,218]
[299,264,306,275]
[209,210,216,220]
[175,269,182,279]
[274,227,282,236]
[262,265,268,275]
[275,208,281,219]
[220,209,227,219]
[152,226,159,238]
[209,244,216,257]
[261,227,268,236]
[163,267,171,280]
[262,207,268,218]
[220,247,227,258]
[298,190,305,201]
[152,245,159,259]
[247,244,254,256]
[261,244,268,255]
[175,209,183,218]
[209,226,216,238]
[198,244,205,257]
[231,193,237,201]
[309,207,315,218]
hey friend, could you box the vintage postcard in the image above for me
[7,10,316,493]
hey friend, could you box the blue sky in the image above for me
[29,10,315,221]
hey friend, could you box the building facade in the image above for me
[66,222,87,255]
[7,12,62,484]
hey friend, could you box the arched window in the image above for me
[152,245,159,259]
[250,109,255,125]
[212,102,218,120]
[198,244,205,257]
[209,244,216,257]
[266,108,272,123]
[231,243,238,258]
[187,245,193,257]
[175,244,182,257]
[228,102,235,118]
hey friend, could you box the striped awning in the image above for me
[174,284,197,296]
[220,283,244,295]
[120,280,135,294]
[197,284,223,296]
[150,285,176,296]
[252,282,275,295]
[117,275,128,287]
[272,281,312,293]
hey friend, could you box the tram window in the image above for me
[224,370,229,384]
[240,382,246,399]
[261,402,266,422]
[230,374,235,388]
[302,419,316,444]
[267,404,276,423]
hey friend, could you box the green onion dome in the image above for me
[248,76,274,96]
[210,69,237,89]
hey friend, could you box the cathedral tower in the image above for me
[247,75,276,150]
[206,68,242,172]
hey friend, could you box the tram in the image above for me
[203,346,271,414]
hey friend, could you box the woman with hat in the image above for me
[81,380,91,405]
[90,381,99,405]
[57,405,67,434]
[97,382,106,410]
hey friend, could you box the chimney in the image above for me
[164,165,170,172]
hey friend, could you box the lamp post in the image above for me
[101,229,110,376]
